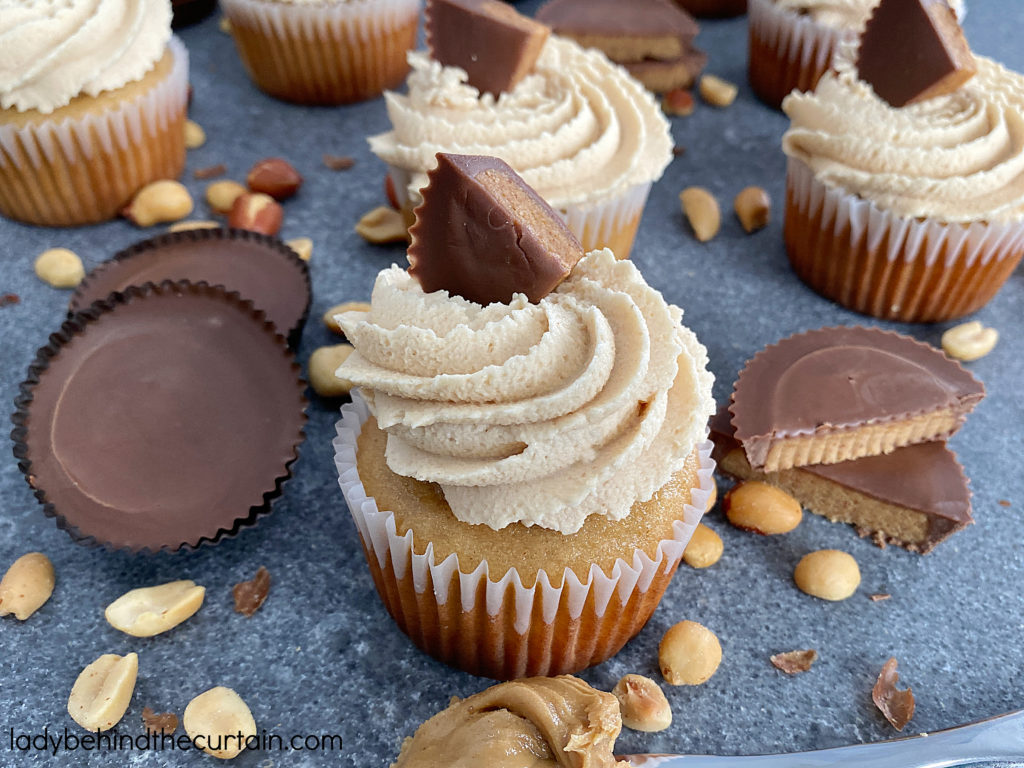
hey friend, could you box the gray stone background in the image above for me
[1,2,1022,766]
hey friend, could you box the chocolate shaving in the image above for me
[193,163,227,180]
[672,145,687,157]
[1,293,20,307]
[142,707,178,735]
[323,154,356,171]
[770,649,817,674]
[233,566,271,617]
[870,593,892,602]
[872,657,915,731]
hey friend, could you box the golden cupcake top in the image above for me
[0,0,173,114]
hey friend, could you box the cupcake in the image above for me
[220,0,421,105]
[333,154,715,679]
[748,0,965,109]
[0,0,188,227]
[369,2,673,260]
[781,36,1024,322]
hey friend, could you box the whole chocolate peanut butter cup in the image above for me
[13,281,307,553]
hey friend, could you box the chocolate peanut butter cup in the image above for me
[70,229,311,348]
[13,282,307,553]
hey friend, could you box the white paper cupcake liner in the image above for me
[785,157,1024,321]
[334,392,715,678]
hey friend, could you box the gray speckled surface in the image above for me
[2,3,1023,766]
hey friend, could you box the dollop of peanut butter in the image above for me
[391,676,631,768]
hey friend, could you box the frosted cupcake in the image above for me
[370,32,673,259]
[333,155,714,679]
[782,43,1024,322]
[220,0,420,105]
[0,0,188,227]
[748,0,964,109]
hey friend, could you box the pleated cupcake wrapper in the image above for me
[222,0,420,105]
[0,37,188,226]
[334,393,715,678]
[748,0,845,109]
[785,158,1024,322]
[391,164,651,260]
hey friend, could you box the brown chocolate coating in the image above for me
[857,0,977,107]
[70,229,311,347]
[15,282,306,553]
[426,0,550,97]
[536,0,698,40]
[407,153,584,306]
[731,326,984,454]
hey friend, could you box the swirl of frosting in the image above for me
[0,0,172,114]
[368,36,672,210]
[773,0,963,29]
[782,46,1024,224]
[336,250,714,535]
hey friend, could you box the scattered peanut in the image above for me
[168,220,220,233]
[104,580,205,637]
[218,16,232,33]
[724,481,802,535]
[184,687,257,759]
[941,321,998,362]
[286,236,313,262]
[612,674,672,732]
[679,187,720,242]
[122,180,194,227]
[705,478,718,512]
[794,550,861,601]
[67,653,138,732]
[34,248,84,288]
[247,158,303,201]
[682,524,723,569]
[356,206,408,244]
[228,192,283,236]
[662,88,695,116]
[659,620,722,686]
[184,119,206,149]
[699,74,738,107]
[206,179,247,215]
[734,186,771,233]
[309,344,355,397]
[0,552,55,620]
[322,301,370,335]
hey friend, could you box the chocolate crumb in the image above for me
[0,293,20,307]
[233,566,271,617]
[142,707,178,735]
[998,499,1011,508]
[870,593,892,602]
[872,657,915,731]
[672,145,687,157]
[323,154,356,171]
[193,164,227,180]
[770,649,817,674]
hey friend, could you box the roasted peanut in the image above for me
[105,580,205,637]
[724,481,802,535]
[34,248,84,288]
[228,192,283,236]
[662,88,695,116]
[309,344,355,397]
[122,180,193,227]
[699,74,738,107]
[612,674,672,732]
[794,550,861,601]
[734,186,771,233]
[941,321,998,362]
[184,120,206,149]
[0,552,55,620]
[68,653,138,732]
[286,236,313,262]
[322,301,370,335]
[682,524,723,569]
[218,16,232,33]
[184,687,257,759]
[680,187,720,242]
[659,620,722,685]
[168,220,220,233]
[355,206,408,244]
[247,158,302,201]
[206,179,247,215]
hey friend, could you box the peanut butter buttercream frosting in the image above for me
[782,44,1024,224]
[0,0,172,114]
[773,0,963,29]
[335,249,715,535]
[369,36,673,210]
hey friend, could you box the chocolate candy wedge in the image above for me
[858,0,977,107]
[407,153,585,305]
[426,0,550,97]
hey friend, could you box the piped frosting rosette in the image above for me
[336,249,714,536]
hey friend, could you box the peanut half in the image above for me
[322,301,370,336]
[0,552,55,620]
[612,674,672,732]
[168,220,220,233]
[356,206,409,244]
[659,620,722,685]
[794,550,861,601]
[699,74,738,107]
[680,187,720,242]
[309,345,355,397]
[724,481,802,535]
[122,180,193,227]
[682,524,723,569]
[247,158,303,201]
[105,580,206,637]
[184,687,257,759]
[734,186,771,233]
[228,192,283,236]
[286,236,313,262]
[68,653,138,732]
[206,180,247,215]
[34,248,84,289]
[941,321,999,362]
[184,120,206,149]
